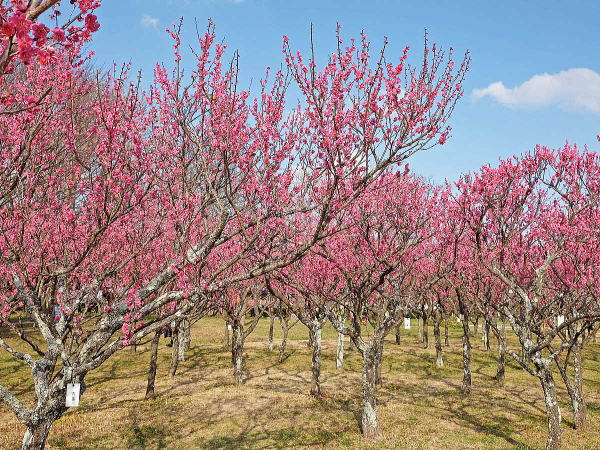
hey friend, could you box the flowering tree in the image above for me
[452,144,600,450]
[0,57,175,448]
[0,14,469,448]
[0,0,101,73]
[321,173,437,437]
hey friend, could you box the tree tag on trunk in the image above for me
[404,317,411,329]
[66,383,80,407]
[227,323,232,332]
[557,315,565,326]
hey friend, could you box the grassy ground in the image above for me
[1,318,600,449]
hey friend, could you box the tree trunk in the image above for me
[360,342,382,438]
[375,340,384,386]
[422,313,429,349]
[21,387,70,450]
[572,341,586,429]
[349,336,356,351]
[461,314,472,395]
[336,331,345,370]
[473,317,479,337]
[483,320,491,351]
[310,326,322,397]
[538,364,562,450]
[22,419,54,450]
[168,322,180,377]
[268,315,275,352]
[417,317,422,341]
[444,316,450,347]
[177,319,190,362]
[433,313,443,367]
[231,322,245,385]
[145,330,161,400]
[307,327,314,348]
[279,319,289,363]
[494,320,506,383]
[395,325,401,345]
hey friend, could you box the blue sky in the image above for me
[90,0,600,183]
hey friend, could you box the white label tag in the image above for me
[227,323,232,332]
[557,315,565,326]
[66,383,80,407]
[404,318,411,330]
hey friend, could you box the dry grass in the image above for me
[1,318,600,449]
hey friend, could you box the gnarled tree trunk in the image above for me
[422,311,429,349]
[394,325,401,345]
[433,312,444,367]
[168,321,180,377]
[360,341,382,438]
[309,325,323,397]
[22,373,84,450]
[537,362,562,450]
[145,330,161,400]
[22,417,55,450]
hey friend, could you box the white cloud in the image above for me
[472,68,600,113]
[141,14,159,28]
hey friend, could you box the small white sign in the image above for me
[404,318,411,330]
[66,383,80,407]
[557,315,565,326]
[456,316,462,323]
[227,323,232,332]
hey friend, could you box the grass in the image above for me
[1,318,600,449]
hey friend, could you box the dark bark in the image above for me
[145,330,161,400]
[433,312,443,367]
[422,311,429,349]
[394,325,401,345]
[268,315,275,352]
[348,337,356,351]
[168,321,180,377]
[483,320,491,351]
[444,316,450,347]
